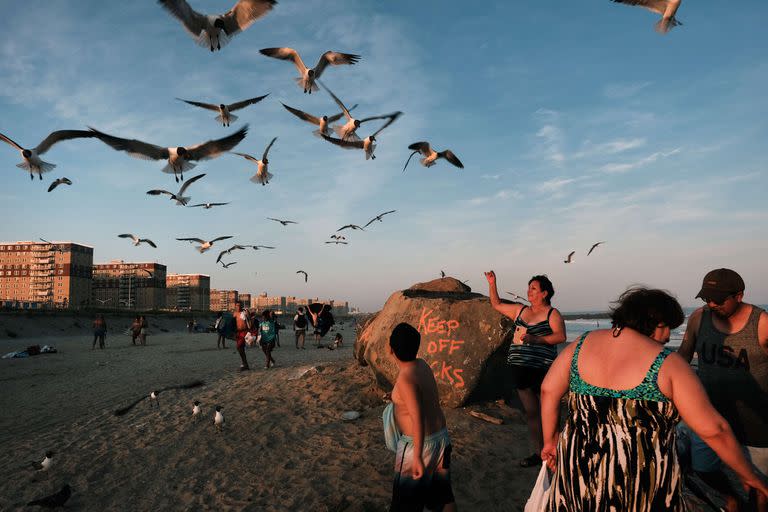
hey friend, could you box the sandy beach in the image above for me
[0,318,541,511]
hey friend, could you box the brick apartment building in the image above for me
[166,274,210,311]
[92,260,167,310]
[210,289,238,312]
[0,240,93,309]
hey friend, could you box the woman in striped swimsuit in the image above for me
[540,287,768,510]
[486,271,567,467]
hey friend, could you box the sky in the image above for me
[0,0,766,313]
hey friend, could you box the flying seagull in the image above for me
[233,136,277,185]
[506,292,530,303]
[27,484,72,508]
[402,142,464,173]
[296,270,308,282]
[587,241,605,256]
[325,240,348,245]
[158,0,277,52]
[611,0,682,34]
[319,81,401,142]
[280,102,357,137]
[89,125,248,182]
[363,210,396,228]
[220,261,238,268]
[216,244,247,263]
[1,130,96,180]
[146,172,206,206]
[47,177,72,192]
[260,48,360,94]
[188,202,230,209]
[564,251,575,264]
[267,217,297,226]
[177,94,269,126]
[330,234,345,240]
[337,224,365,232]
[176,235,234,253]
[95,298,113,305]
[321,111,403,160]
[118,234,157,248]
[249,244,275,250]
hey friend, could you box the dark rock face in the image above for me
[354,279,514,407]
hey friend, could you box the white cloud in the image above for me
[572,138,646,159]
[464,189,521,205]
[603,81,653,99]
[600,148,681,173]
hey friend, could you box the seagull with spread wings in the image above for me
[507,292,530,303]
[337,224,365,232]
[266,217,296,226]
[321,111,403,160]
[363,210,396,228]
[177,94,269,126]
[564,251,575,264]
[157,0,277,52]
[587,241,605,256]
[296,270,308,282]
[118,234,158,248]
[330,234,345,240]
[280,102,358,138]
[260,48,360,94]
[188,202,230,209]
[402,142,464,173]
[325,240,348,245]
[89,125,247,183]
[233,137,277,186]
[611,0,682,33]
[319,82,401,142]
[47,177,72,192]
[248,244,275,251]
[220,261,238,269]
[146,173,206,206]
[216,244,247,263]
[176,235,233,253]
[1,130,96,180]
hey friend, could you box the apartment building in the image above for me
[166,274,210,311]
[0,240,93,309]
[92,260,167,310]
[210,289,238,312]
[251,293,286,311]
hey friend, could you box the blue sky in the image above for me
[1,0,766,312]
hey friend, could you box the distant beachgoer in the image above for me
[92,315,107,350]
[329,332,343,350]
[270,310,283,348]
[386,323,456,512]
[540,287,768,511]
[294,307,307,349]
[678,268,768,511]
[309,304,335,348]
[187,319,193,334]
[485,271,566,468]
[139,316,148,346]
[259,310,277,369]
[130,316,141,345]
[233,302,251,371]
[214,312,227,349]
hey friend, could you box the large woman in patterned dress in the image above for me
[540,287,768,511]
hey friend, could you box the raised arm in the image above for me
[677,308,703,363]
[539,342,576,471]
[661,354,768,498]
[400,370,425,479]
[484,270,524,319]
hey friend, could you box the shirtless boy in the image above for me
[389,323,456,512]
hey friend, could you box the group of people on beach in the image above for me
[385,267,767,511]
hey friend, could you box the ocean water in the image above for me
[564,318,685,348]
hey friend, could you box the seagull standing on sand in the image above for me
[280,103,357,137]
[47,177,72,192]
[564,251,575,264]
[440,270,446,278]
[38,451,54,472]
[188,202,230,209]
[363,210,396,228]
[319,82,402,142]
[611,0,683,33]
[402,142,464,172]
[177,94,269,126]
[214,406,225,431]
[150,391,160,407]
[321,112,403,160]
[158,0,277,52]
[192,401,201,418]
[146,172,206,206]
[260,48,360,94]
[233,137,277,185]
[176,236,234,253]
[267,217,296,226]
[118,234,157,248]
[296,270,308,283]
[89,125,248,182]
[1,130,96,180]
[587,241,605,256]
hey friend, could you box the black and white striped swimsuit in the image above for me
[506,306,557,369]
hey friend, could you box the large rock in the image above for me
[355,278,514,408]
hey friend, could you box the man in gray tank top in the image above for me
[679,268,768,511]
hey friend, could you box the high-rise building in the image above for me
[92,261,167,310]
[237,293,251,308]
[210,289,238,312]
[0,240,93,309]
[252,292,286,312]
[166,274,210,311]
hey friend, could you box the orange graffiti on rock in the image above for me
[419,307,466,389]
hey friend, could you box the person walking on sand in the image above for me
[130,315,141,345]
[540,287,768,510]
[678,268,768,512]
[233,302,251,371]
[139,315,148,346]
[385,323,457,512]
[259,309,277,369]
[294,306,307,349]
[485,270,566,468]
[92,314,107,350]
[214,312,227,349]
